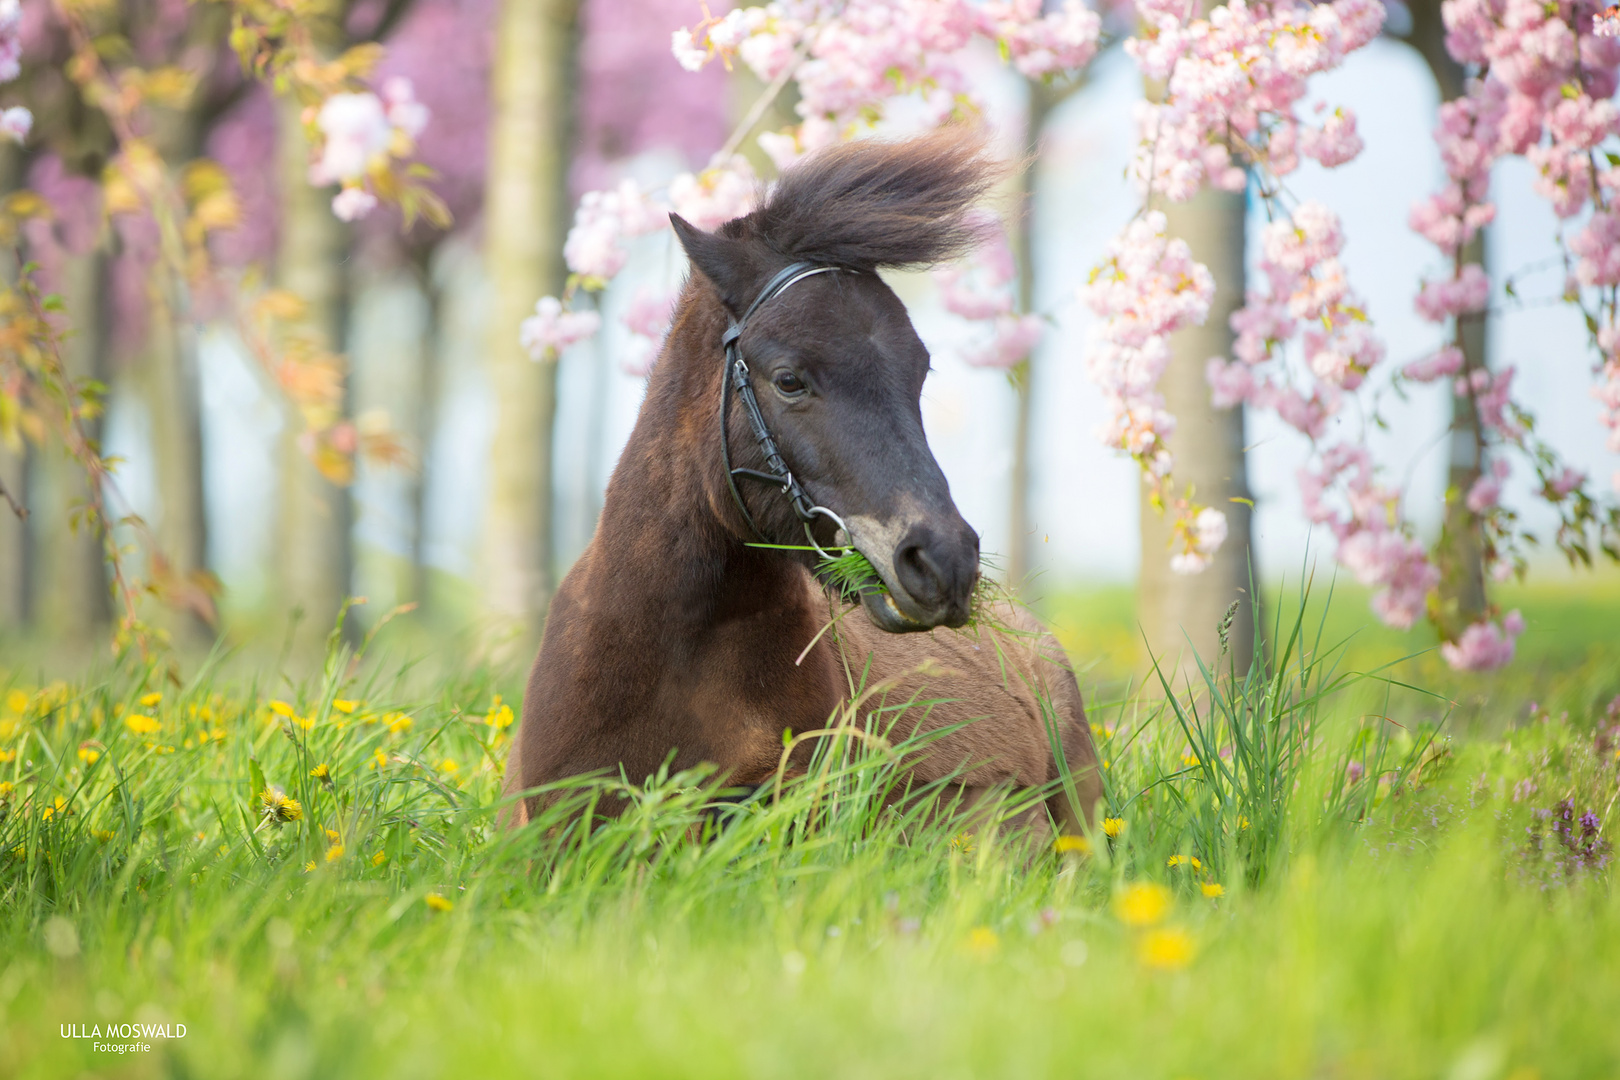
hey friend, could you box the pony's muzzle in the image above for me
[890,521,978,629]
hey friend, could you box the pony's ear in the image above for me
[670,213,755,314]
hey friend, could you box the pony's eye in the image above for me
[772,369,807,396]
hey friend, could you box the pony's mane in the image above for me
[726,127,1007,272]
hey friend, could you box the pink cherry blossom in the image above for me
[668,155,758,232]
[331,187,379,222]
[1403,346,1465,383]
[963,313,1045,370]
[0,104,27,143]
[520,296,601,362]
[1439,611,1526,671]
[312,93,394,185]
[0,0,19,84]
[1415,263,1491,322]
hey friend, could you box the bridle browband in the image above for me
[718,260,849,557]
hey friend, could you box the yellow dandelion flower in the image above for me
[950,832,976,853]
[41,796,71,821]
[5,690,27,714]
[1182,753,1201,767]
[332,699,358,714]
[438,758,459,775]
[92,829,115,843]
[387,714,413,734]
[269,700,296,718]
[371,851,388,867]
[1103,817,1125,838]
[325,844,345,863]
[1138,926,1195,970]
[425,893,453,912]
[1054,835,1092,855]
[1115,882,1171,927]
[124,714,161,735]
[153,745,176,756]
[77,746,101,765]
[1238,815,1251,830]
[139,692,162,707]
[304,860,317,873]
[325,828,341,844]
[486,703,514,730]
[967,927,1000,955]
[1201,882,1225,898]
[0,749,15,764]
[1166,855,1203,870]
[310,763,331,781]
[368,748,389,770]
[0,781,13,797]
[258,787,303,824]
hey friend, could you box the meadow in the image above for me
[1,578,1617,1080]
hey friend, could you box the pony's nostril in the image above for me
[895,541,946,607]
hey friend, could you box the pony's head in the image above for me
[671,128,1005,633]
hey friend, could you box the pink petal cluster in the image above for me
[312,94,395,185]
[1337,529,1440,631]
[672,0,1099,165]
[1123,0,1383,200]
[667,155,758,232]
[1439,610,1526,671]
[1590,327,1620,460]
[310,79,431,221]
[1403,346,1465,383]
[1466,456,1512,513]
[0,0,30,140]
[0,104,28,143]
[520,296,602,362]
[0,0,20,83]
[564,178,671,281]
[1170,506,1229,575]
[1213,201,1381,422]
[962,314,1046,370]
[620,287,676,377]
[1083,210,1214,476]
[1571,211,1620,287]
[933,214,1017,321]
[980,0,1102,78]
[1415,263,1490,323]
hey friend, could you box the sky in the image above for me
[118,29,1620,611]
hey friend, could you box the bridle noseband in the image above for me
[719,261,850,557]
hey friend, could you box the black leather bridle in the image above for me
[719,260,850,557]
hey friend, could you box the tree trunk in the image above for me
[1007,81,1055,590]
[0,147,27,631]
[0,438,27,630]
[409,254,444,619]
[1137,184,1258,683]
[136,107,213,642]
[1409,0,1489,639]
[274,94,353,648]
[33,249,113,641]
[481,0,579,654]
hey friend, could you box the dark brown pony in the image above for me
[503,129,1102,835]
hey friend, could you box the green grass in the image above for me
[1,584,1618,1078]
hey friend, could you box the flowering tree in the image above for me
[528,0,1620,672]
[1097,0,1620,670]
[0,0,442,652]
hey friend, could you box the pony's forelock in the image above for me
[728,127,1009,273]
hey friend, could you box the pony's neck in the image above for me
[586,281,807,642]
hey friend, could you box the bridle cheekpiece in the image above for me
[718,260,849,557]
